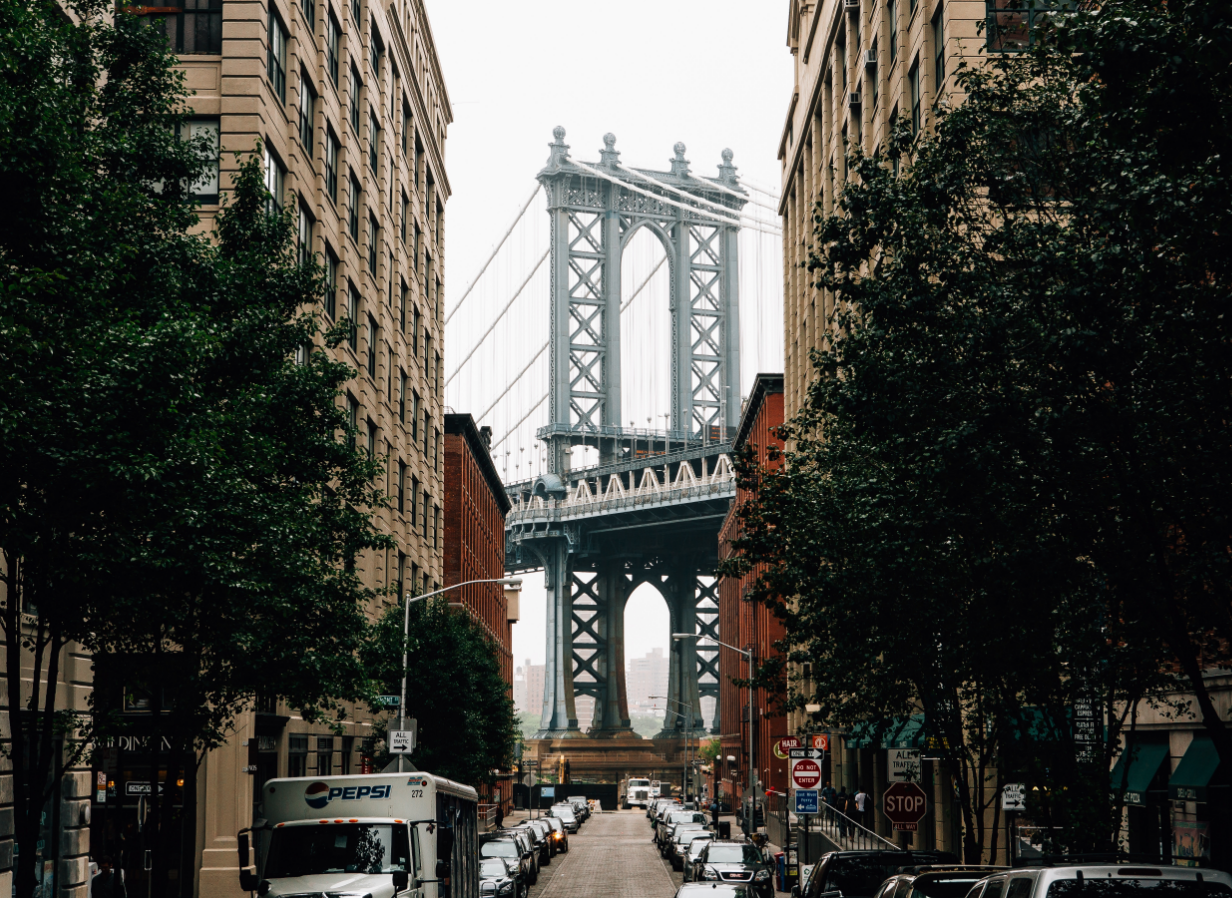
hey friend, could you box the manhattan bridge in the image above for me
[445,127,783,776]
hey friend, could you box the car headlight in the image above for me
[702,869,720,881]
[498,883,514,895]
[755,870,771,881]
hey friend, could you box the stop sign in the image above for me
[791,757,822,789]
[883,782,927,829]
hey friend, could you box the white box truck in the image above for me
[237,773,478,898]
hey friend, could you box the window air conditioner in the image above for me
[844,0,859,10]
[865,49,877,67]
[849,91,862,107]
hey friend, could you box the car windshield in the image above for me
[480,841,520,859]
[630,779,650,787]
[824,858,920,898]
[551,806,576,821]
[265,824,410,877]
[543,818,563,832]
[912,878,996,898]
[1047,881,1232,898]
[707,845,764,864]
[689,835,714,849]
[480,860,509,879]
[676,829,708,846]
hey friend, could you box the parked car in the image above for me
[683,833,716,882]
[480,857,526,898]
[963,865,1232,898]
[567,796,590,820]
[872,867,1006,898]
[523,819,557,858]
[509,822,550,867]
[675,884,752,898]
[651,798,678,823]
[691,839,775,898]
[547,802,580,833]
[669,825,711,869]
[508,828,540,881]
[479,836,535,888]
[659,810,710,849]
[794,850,961,898]
[542,815,569,853]
[663,821,710,858]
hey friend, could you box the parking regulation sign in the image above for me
[794,789,819,815]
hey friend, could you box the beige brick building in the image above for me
[778,0,993,417]
[85,0,453,895]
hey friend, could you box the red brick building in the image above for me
[443,413,514,686]
[717,374,788,803]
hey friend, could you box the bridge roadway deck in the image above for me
[522,809,680,898]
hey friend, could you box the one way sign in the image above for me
[789,748,824,760]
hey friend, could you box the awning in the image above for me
[1169,735,1222,802]
[1110,739,1170,806]
[883,715,925,749]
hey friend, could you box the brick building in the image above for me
[717,373,788,804]
[443,413,514,686]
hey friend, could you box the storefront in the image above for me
[1168,733,1228,869]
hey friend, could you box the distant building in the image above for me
[718,373,787,800]
[444,413,515,686]
[515,659,545,721]
[627,648,670,712]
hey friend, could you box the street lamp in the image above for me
[394,577,523,771]
[673,633,756,829]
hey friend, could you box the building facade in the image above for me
[443,413,514,686]
[627,648,670,715]
[88,0,453,895]
[779,0,991,416]
[717,374,788,804]
[514,661,545,721]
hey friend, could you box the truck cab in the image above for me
[238,773,478,898]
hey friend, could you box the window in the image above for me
[986,1,1070,52]
[348,174,361,240]
[369,110,380,173]
[837,38,846,90]
[908,58,921,135]
[345,393,358,448]
[158,0,223,55]
[421,490,429,538]
[366,420,376,457]
[325,126,340,202]
[298,201,313,266]
[869,41,879,108]
[934,7,945,87]
[423,411,431,454]
[433,506,440,549]
[324,248,338,318]
[412,222,421,273]
[399,371,407,422]
[887,0,897,62]
[351,0,360,27]
[288,735,309,777]
[367,316,377,377]
[387,348,393,398]
[370,29,383,78]
[401,193,408,242]
[264,145,285,212]
[411,391,420,441]
[349,64,361,133]
[183,119,220,201]
[397,461,406,513]
[326,13,340,86]
[368,214,379,275]
[340,736,354,775]
[402,105,411,156]
[299,73,315,154]
[301,0,313,25]
[399,282,407,331]
[316,736,333,775]
[411,477,420,525]
[268,12,287,102]
[909,0,917,13]
[347,282,359,350]
[413,308,421,354]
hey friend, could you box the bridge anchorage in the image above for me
[506,128,746,781]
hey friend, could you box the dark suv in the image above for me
[479,835,537,888]
[692,840,774,898]
[873,867,1006,898]
[795,851,961,898]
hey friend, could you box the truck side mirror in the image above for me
[239,872,259,893]
[238,833,251,870]
[435,859,449,879]
[392,871,410,893]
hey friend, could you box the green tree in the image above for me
[723,0,1231,859]
[0,1,394,894]
[366,598,518,787]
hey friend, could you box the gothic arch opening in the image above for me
[619,225,673,438]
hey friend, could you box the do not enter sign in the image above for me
[791,757,822,790]
[883,782,927,830]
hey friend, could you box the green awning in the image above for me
[883,715,925,749]
[1110,739,1169,806]
[1169,735,1222,802]
[846,722,874,750]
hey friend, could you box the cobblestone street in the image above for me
[523,810,682,898]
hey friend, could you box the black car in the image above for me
[542,815,570,853]
[548,803,580,833]
[479,836,536,887]
[872,866,1007,898]
[691,840,775,898]
[795,851,962,898]
[524,819,557,858]
[510,822,550,867]
[480,857,526,898]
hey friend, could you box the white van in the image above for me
[238,773,479,898]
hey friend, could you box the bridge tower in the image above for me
[508,129,746,755]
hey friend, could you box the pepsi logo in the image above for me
[305,782,331,809]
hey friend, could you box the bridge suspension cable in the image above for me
[490,392,548,453]
[617,163,779,217]
[444,184,541,326]
[444,246,549,388]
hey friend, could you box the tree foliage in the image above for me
[365,598,518,787]
[722,0,1231,861]
[0,0,395,894]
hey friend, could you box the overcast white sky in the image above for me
[427,0,794,669]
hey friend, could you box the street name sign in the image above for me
[375,695,401,707]
[791,755,823,790]
[883,781,927,831]
[794,789,819,815]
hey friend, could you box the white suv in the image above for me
[962,866,1231,898]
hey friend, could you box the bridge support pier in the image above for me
[537,541,582,738]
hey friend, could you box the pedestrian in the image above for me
[93,858,126,898]
[854,787,870,830]
[711,797,720,828]
[494,802,505,829]
[835,787,850,837]
[821,780,837,808]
